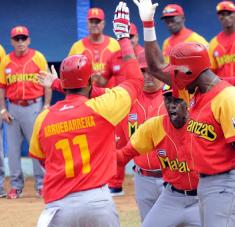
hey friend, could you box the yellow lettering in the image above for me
[187,120,217,141]
[44,116,96,138]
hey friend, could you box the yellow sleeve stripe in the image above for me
[131,116,166,154]
[208,37,219,69]
[211,86,235,139]
[0,55,11,85]
[68,41,86,56]
[107,38,120,52]
[0,45,6,63]
[185,33,209,47]
[86,86,131,126]
[29,109,49,159]
[32,51,48,71]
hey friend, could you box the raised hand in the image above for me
[133,0,158,22]
[38,65,58,88]
[113,1,130,40]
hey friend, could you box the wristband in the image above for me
[0,108,6,114]
[144,27,157,42]
[143,21,155,28]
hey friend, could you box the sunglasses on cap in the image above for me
[12,35,28,42]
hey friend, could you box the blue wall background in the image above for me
[0,0,77,62]
[0,0,225,63]
[0,0,226,156]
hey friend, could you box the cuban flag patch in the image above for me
[157,149,166,156]
[5,68,11,74]
[214,51,219,57]
[128,113,137,121]
[113,65,121,72]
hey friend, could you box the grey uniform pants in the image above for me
[0,117,4,188]
[198,170,235,227]
[142,183,201,227]
[134,172,163,222]
[38,185,120,227]
[6,98,44,190]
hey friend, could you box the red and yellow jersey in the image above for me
[68,35,120,88]
[103,50,126,86]
[0,48,47,100]
[29,59,143,203]
[102,45,143,87]
[134,44,144,56]
[208,31,235,78]
[162,28,208,64]
[118,89,166,170]
[0,44,6,63]
[188,80,235,174]
[127,115,198,190]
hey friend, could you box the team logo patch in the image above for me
[59,104,74,111]
[157,149,166,156]
[113,65,121,72]
[232,118,235,128]
[128,113,137,121]
[5,68,11,74]
[214,51,219,57]
[189,98,195,108]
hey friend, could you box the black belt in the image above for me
[164,182,197,196]
[9,99,37,106]
[200,169,231,178]
[133,165,162,178]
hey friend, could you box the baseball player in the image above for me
[112,50,165,220]
[208,1,235,79]
[134,0,235,226]
[161,4,208,64]
[117,86,201,227]
[107,24,144,196]
[0,26,52,199]
[68,7,120,88]
[29,2,144,227]
[0,44,6,198]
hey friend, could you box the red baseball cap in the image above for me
[161,4,184,19]
[216,1,235,13]
[130,23,138,35]
[87,8,105,20]
[11,26,29,38]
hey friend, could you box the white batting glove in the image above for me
[113,1,130,40]
[133,0,158,23]
[133,0,159,41]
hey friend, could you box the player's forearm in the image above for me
[0,88,6,109]
[117,143,140,166]
[44,87,52,107]
[144,33,171,85]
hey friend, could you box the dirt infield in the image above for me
[0,176,140,227]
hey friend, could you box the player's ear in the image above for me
[27,37,31,45]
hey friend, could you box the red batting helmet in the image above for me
[165,42,210,90]
[60,55,93,89]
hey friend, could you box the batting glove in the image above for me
[133,0,159,41]
[113,1,130,40]
[133,0,158,26]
